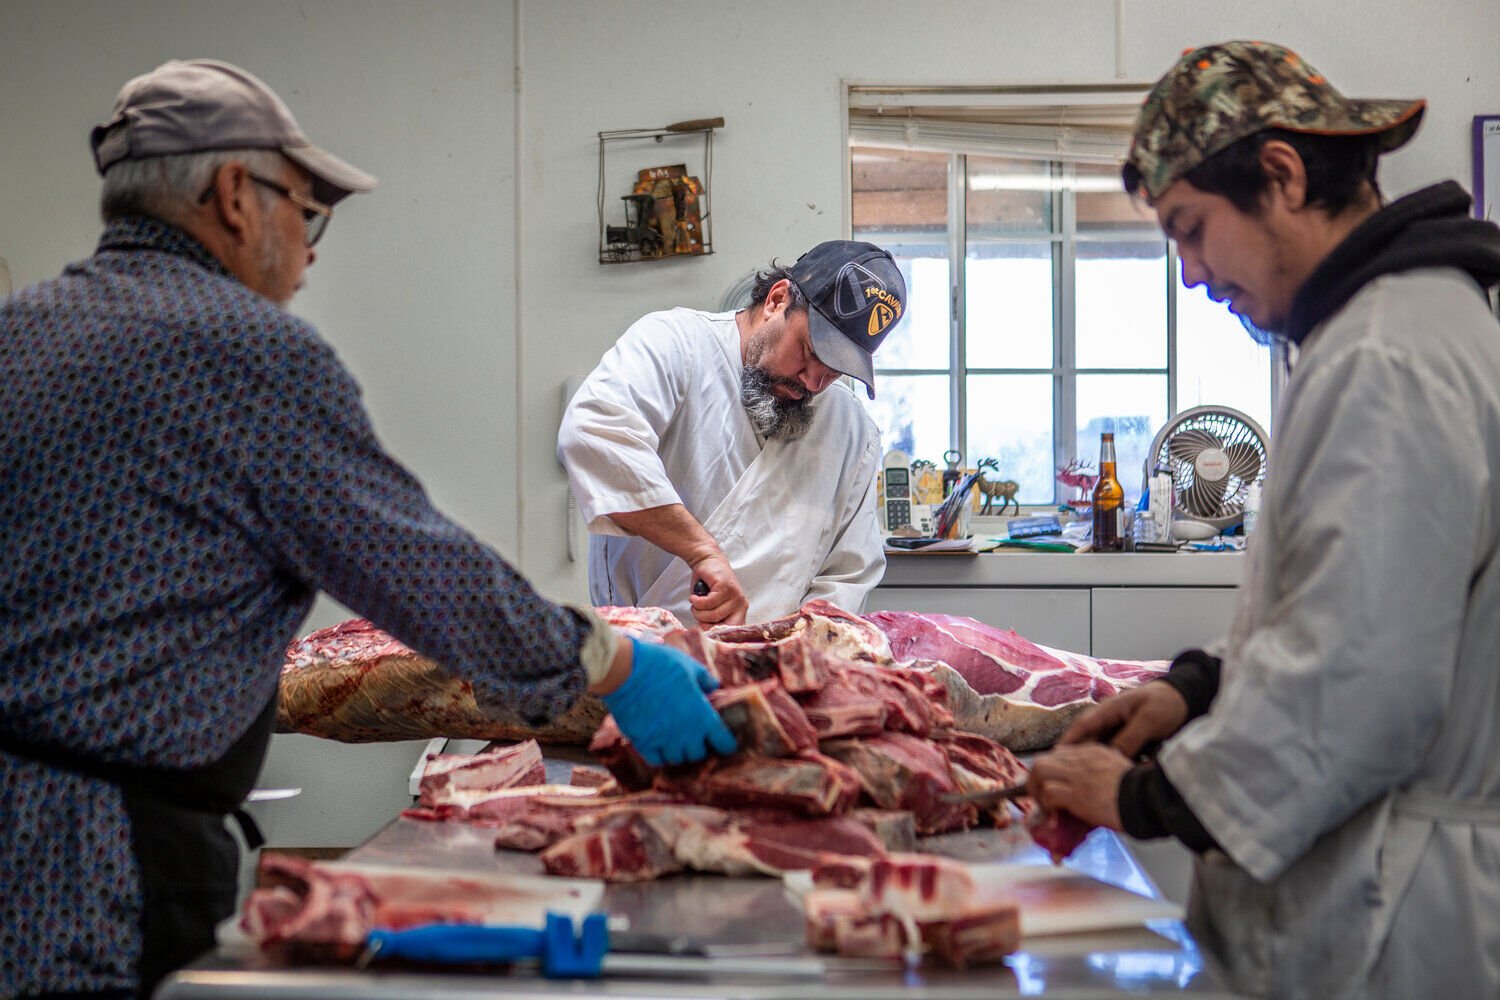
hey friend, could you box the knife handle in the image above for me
[367,923,544,964]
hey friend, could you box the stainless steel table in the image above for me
[160,756,1246,999]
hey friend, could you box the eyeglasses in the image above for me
[196,171,334,247]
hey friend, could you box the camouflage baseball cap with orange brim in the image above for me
[1124,40,1426,202]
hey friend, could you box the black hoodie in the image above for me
[1285,180,1500,344]
[1118,180,1500,853]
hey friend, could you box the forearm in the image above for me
[608,503,723,567]
[588,628,632,696]
[1158,648,1222,721]
[1119,761,1222,853]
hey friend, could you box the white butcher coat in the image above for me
[558,308,885,626]
[1160,269,1500,999]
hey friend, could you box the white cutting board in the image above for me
[964,863,1180,937]
[785,862,1180,939]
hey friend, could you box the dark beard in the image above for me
[1237,311,1285,347]
[740,366,815,440]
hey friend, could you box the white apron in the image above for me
[1161,270,1500,1000]
[564,308,884,627]
[634,433,857,625]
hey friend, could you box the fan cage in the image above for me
[1146,405,1270,530]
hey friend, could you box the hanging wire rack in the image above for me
[597,118,721,264]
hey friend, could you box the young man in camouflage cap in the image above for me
[1031,41,1500,1000]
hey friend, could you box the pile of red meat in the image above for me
[401,602,1094,893]
[277,602,1167,753]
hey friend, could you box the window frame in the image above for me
[842,85,1286,508]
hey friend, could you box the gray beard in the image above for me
[740,366,815,440]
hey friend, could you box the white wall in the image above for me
[4,0,1497,846]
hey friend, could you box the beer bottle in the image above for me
[1091,432,1126,552]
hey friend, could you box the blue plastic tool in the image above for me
[365,912,611,978]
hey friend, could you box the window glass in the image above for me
[876,253,949,370]
[1075,242,1167,370]
[1175,280,1275,432]
[1075,161,1157,234]
[1076,373,1168,499]
[965,243,1053,369]
[965,374,1055,504]
[852,147,951,372]
[966,155,1053,236]
[862,374,951,463]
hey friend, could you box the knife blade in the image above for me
[939,781,1031,806]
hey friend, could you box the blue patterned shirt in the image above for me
[0,217,591,993]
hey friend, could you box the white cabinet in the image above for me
[1091,587,1239,660]
[872,553,1244,657]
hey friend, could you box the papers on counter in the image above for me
[884,536,994,554]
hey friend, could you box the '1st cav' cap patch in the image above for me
[832,261,904,335]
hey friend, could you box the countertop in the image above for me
[879,551,1245,588]
[160,754,1244,999]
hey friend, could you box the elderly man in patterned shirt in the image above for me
[0,60,735,999]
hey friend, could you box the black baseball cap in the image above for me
[788,240,906,399]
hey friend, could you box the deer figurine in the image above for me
[976,458,1020,515]
[1056,459,1098,504]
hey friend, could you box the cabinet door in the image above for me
[1091,587,1239,660]
[866,587,1091,652]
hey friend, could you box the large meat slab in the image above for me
[276,601,1165,755]
[866,610,1169,751]
[275,607,674,743]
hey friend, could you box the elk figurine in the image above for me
[910,458,943,505]
[1056,459,1099,507]
[976,458,1020,515]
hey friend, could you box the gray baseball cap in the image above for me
[91,59,376,206]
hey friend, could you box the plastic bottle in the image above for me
[1243,481,1262,538]
[1091,432,1126,552]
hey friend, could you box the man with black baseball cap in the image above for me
[560,240,906,628]
[2,59,735,998]
[1028,41,1500,1000]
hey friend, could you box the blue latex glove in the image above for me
[602,638,737,766]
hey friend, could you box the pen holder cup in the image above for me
[941,499,972,540]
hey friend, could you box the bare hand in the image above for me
[686,552,748,626]
[1059,681,1188,758]
[1028,743,1132,831]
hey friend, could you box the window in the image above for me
[849,88,1275,505]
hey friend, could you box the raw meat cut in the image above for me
[415,740,544,806]
[241,854,600,960]
[865,611,1169,751]
[821,734,976,835]
[489,790,689,852]
[849,808,917,852]
[588,678,820,792]
[1026,807,1095,864]
[708,681,820,757]
[540,805,886,881]
[569,765,615,788]
[801,854,1021,966]
[799,664,949,739]
[404,784,600,827]
[594,605,683,641]
[655,749,864,817]
[276,606,678,744]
